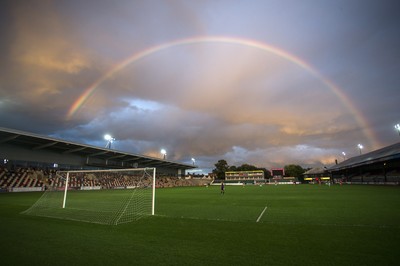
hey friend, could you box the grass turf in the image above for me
[0,184,399,265]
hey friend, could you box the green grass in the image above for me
[1,184,400,265]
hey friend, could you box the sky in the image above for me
[0,0,399,174]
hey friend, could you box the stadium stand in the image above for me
[0,127,195,179]
[329,142,400,185]
[0,127,207,192]
[0,167,47,191]
[0,166,209,192]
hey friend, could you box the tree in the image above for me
[284,164,305,179]
[237,164,258,171]
[212,159,229,179]
[228,165,237,171]
[259,167,272,179]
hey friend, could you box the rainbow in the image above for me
[66,36,380,149]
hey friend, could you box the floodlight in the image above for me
[357,144,363,154]
[104,134,115,149]
[161,149,167,159]
[395,124,400,136]
[191,158,196,165]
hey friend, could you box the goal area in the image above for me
[22,168,156,225]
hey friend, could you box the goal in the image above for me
[22,168,156,225]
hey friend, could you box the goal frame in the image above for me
[59,167,156,216]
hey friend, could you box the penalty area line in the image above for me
[256,206,267,223]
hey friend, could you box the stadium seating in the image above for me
[1,166,211,191]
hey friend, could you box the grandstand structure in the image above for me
[0,127,195,177]
[303,167,330,184]
[328,142,400,184]
[225,170,264,183]
[0,166,209,193]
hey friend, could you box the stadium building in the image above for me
[328,142,400,184]
[225,170,265,184]
[303,167,330,184]
[0,127,195,177]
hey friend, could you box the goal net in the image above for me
[22,168,156,225]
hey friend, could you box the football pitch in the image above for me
[1,184,399,265]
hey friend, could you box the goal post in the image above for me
[62,172,69,209]
[22,167,156,225]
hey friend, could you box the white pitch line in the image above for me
[256,206,267,223]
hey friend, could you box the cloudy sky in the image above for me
[1,0,399,173]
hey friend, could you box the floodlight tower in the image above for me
[395,124,400,136]
[342,152,346,161]
[104,134,115,149]
[357,144,363,155]
[191,158,196,165]
[160,149,167,159]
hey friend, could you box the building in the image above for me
[0,127,195,177]
[328,142,400,184]
[225,170,264,182]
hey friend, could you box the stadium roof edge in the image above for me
[0,127,196,171]
[328,142,400,172]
